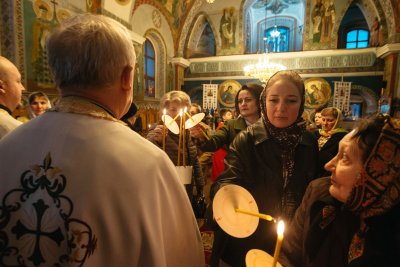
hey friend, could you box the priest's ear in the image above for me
[120,65,133,92]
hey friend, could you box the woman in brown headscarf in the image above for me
[281,114,400,267]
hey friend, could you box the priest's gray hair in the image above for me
[46,13,136,91]
[160,91,192,110]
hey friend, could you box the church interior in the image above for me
[1,1,400,266]
[1,0,399,130]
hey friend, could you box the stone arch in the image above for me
[184,12,218,58]
[240,0,260,54]
[177,0,205,57]
[336,0,396,45]
[351,84,377,115]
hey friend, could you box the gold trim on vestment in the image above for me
[48,96,126,125]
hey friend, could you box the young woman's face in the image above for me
[325,131,363,202]
[237,90,258,119]
[265,80,301,128]
[30,96,49,116]
[321,114,336,132]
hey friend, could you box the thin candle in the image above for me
[169,113,180,125]
[272,220,285,267]
[182,107,187,167]
[234,208,275,222]
[185,111,195,122]
[162,109,166,151]
[177,109,183,166]
[185,111,210,140]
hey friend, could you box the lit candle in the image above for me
[272,220,284,267]
[177,109,183,166]
[162,109,166,151]
[182,107,187,167]
[148,124,151,130]
[185,111,210,140]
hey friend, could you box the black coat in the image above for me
[209,119,318,267]
[314,131,347,178]
[281,177,400,267]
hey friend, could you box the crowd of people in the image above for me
[0,13,398,267]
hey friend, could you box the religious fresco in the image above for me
[251,0,300,15]
[220,7,237,50]
[304,78,332,109]
[311,0,336,44]
[24,0,74,92]
[23,0,105,92]
[152,0,194,32]
[218,80,241,108]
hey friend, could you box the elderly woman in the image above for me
[209,70,318,267]
[281,114,400,267]
[314,107,348,177]
[146,90,204,203]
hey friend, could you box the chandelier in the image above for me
[243,54,287,84]
[205,0,215,3]
[270,25,280,38]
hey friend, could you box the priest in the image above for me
[0,14,204,267]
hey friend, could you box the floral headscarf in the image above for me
[260,70,306,218]
[346,116,400,263]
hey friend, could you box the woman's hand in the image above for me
[152,125,168,143]
[189,124,207,140]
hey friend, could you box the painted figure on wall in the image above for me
[320,0,335,43]
[172,0,187,29]
[306,84,326,107]
[369,17,380,47]
[312,0,324,42]
[221,85,235,105]
[31,0,58,88]
[220,7,237,49]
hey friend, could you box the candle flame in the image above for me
[277,220,284,238]
[179,109,183,117]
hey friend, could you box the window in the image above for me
[264,26,289,53]
[346,29,369,48]
[144,40,155,97]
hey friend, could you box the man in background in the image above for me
[0,56,24,138]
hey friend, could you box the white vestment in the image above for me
[0,108,22,139]
[0,97,204,267]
